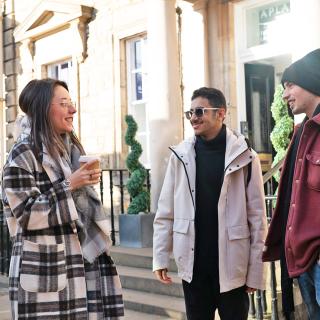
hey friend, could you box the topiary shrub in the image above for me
[125,115,150,214]
[270,84,294,181]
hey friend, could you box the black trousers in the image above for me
[182,273,249,320]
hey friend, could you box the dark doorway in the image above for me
[245,63,275,157]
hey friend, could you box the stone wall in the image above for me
[3,0,18,152]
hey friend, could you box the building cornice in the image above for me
[14,1,93,62]
[15,1,92,41]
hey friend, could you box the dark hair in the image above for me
[191,87,227,109]
[19,78,84,159]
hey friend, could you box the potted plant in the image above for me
[119,115,153,248]
[270,84,293,182]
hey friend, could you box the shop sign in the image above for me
[259,1,290,44]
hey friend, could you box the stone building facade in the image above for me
[1,0,320,209]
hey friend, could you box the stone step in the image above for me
[118,265,184,298]
[124,309,173,320]
[111,246,178,272]
[123,288,187,320]
[0,291,172,320]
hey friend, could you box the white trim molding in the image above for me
[14,0,92,62]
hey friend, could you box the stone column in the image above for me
[147,0,183,212]
[0,13,4,167]
[291,0,320,60]
[192,0,209,86]
[3,0,18,153]
[290,0,320,124]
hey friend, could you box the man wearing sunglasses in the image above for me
[153,87,267,320]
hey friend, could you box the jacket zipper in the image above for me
[224,147,250,174]
[222,147,251,186]
[169,147,195,208]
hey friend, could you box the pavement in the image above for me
[0,275,172,320]
[0,276,10,320]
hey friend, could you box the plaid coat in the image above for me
[1,140,124,319]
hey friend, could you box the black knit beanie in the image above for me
[281,48,320,97]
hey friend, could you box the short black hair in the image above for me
[191,87,226,109]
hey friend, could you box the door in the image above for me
[245,63,274,170]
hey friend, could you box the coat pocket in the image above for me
[20,240,67,293]
[227,225,250,280]
[173,218,190,234]
[172,219,190,268]
[306,152,320,191]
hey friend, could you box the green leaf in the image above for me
[124,115,150,214]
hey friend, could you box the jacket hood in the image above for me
[171,127,253,166]
[14,115,31,142]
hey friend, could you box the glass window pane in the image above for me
[135,72,143,101]
[246,0,290,47]
[61,62,68,69]
[134,40,142,69]
[251,79,271,152]
[54,66,59,78]
[132,103,146,132]
[136,134,147,166]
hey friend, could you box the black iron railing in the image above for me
[0,202,11,276]
[99,169,151,245]
[0,168,150,276]
[248,175,279,320]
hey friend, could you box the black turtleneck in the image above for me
[193,124,226,277]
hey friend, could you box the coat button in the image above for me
[229,168,232,171]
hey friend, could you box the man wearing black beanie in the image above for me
[263,48,320,319]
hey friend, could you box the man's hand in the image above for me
[154,268,172,285]
[246,286,257,294]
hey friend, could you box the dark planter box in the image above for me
[119,213,155,248]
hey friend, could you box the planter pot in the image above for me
[119,212,155,248]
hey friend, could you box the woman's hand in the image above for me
[68,160,101,191]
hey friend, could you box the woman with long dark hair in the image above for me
[1,78,124,319]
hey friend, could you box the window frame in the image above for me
[125,35,149,168]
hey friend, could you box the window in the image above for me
[126,36,149,167]
[47,60,78,132]
[47,60,75,96]
[246,0,290,47]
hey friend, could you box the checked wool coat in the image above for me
[1,139,124,320]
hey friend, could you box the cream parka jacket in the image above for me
[153,127,267,292]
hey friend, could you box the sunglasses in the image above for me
[184,107,220,120]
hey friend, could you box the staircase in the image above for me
[111,246,187,319]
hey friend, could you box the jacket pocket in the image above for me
[306,152,320,191]
[227,225,250,280]
[173,218,190,233]
[20,240,67,293]
[172,219,190,269]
